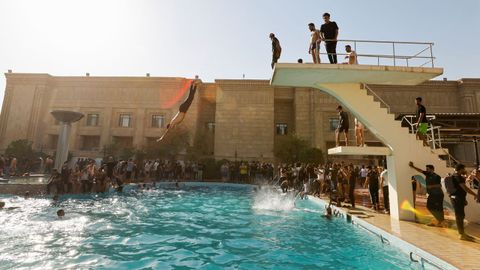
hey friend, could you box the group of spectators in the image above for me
[46,157,208,195]
[0,155,54,177]
[219,161,274,183]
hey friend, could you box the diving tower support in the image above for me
[271,63,479,223]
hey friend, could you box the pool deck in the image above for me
[314,196,480,270]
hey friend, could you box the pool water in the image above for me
[0,184,419,269]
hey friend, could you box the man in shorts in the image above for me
[415,97,428,146]
[308,23,321,64]
[335,105,349,147]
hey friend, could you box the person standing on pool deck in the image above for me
[320,13,339,64]
[308,23,321,64]
[448,164,479,241]
[380,168,389,214]
[269,33,282,69]
[335,105,349,147]
[408,162,446,226]
[414,97,428,146]
[158,77,200,141]
[365,166,380,211]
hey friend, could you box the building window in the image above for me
[206,122,215,133]
[80,135,100,151]
[276,123,288,135]
[118,114,132,128]
[86,114,99,126]
[329,118,339,131]
[151,115,165,128]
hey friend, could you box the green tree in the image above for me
[274,134,324,164]
[5,139,35,161]
[140,126,191,160]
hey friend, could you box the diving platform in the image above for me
[271,63,443,87]
[328,146,392,156]
[271,60,480,223]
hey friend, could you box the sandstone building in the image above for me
[1,72,479,165]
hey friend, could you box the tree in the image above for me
[140,126,191,160]
[5,139,35,161]
[274,134,324,164]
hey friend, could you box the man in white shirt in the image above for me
[380,168,389,214]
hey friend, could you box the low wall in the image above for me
[0,184,47,196]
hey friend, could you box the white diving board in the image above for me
[271,63,443,87]
[328,146,392,156]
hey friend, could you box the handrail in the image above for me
[363,84,391,114]
[323,39,434,45]
[323,52,434,60]
[401,115,461,167]
[317,38,435,68]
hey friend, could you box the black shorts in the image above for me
[337,126,349,133]
[412,181,417,191]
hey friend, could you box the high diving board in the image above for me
[271,63,443,87]
[328,146,392,156]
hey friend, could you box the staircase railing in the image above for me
[363,84,391,114]
[401,115,461,167]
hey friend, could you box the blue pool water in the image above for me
[0,184,419,269]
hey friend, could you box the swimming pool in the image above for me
[0,183,424,269]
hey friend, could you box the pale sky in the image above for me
[0,0,479,108]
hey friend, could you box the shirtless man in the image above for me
[158,76,200,142]
[354,118,365,147]
[308,23,321,64]
[343,45,358,65]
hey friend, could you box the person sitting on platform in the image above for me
[342,45,358,65]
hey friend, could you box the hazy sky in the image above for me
[0,0,479,108]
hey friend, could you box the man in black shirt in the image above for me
[269,33,282,69]
[335,105,349,147]
[415,97,428,146]
[320,13,339,64]
[366,166,379,210]
[409,162,445,226]
[449,164,478,241]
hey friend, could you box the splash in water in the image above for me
[252,187,296,211]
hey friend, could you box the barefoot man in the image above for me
[158,76,200,142]
[308,23,321,64]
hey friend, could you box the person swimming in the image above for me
[158,76,200,142]
[57,209,65,218]
[0,201,20,211]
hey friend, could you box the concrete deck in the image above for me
[328,146,392,156]
[314,194,480,270]
[271,63,444,87]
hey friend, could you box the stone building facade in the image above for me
[1,72,479,163]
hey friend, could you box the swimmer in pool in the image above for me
[0,201,20,211]
[57,209,65,218]
[158,76,200,142]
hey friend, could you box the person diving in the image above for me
[158,76,200,142]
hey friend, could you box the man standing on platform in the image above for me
[308,23,321,64]
[269,33,282,69]
[335,105,349,147]
[320,13,339,64]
